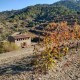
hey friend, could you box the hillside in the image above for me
[0,10,17,20]
[0,0,80,21]
[0,1,80,79]
[54,0,80,12]
[0,46,80,80]
[0,0,80,41]
[8,3,78,22]
[9,5,75,21]
[0,0,80,23]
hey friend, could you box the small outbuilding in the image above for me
[8,34,31,48]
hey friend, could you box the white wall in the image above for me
[15,38,31,47]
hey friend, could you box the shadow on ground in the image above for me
[0,56,34,76]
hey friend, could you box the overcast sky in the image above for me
[0,0,60,12]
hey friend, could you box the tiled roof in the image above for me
[13,34,30,40]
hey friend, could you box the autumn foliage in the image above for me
[32,21,80,74]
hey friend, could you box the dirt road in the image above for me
[0,47,34,64]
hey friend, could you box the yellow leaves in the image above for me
[63,47,69,52]
[32,21,80,74]
[73,24,80,40]
[0,41,19,53]
[33,43,56,73]
[63,46,69,55]
[48,22,57,28]
[60,21,67,28]
[74,23,79,32]
[53,48,58,53]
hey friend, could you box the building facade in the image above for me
[8,34,31,48]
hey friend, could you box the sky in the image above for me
[0,0,59,12]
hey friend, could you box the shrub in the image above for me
[0,41,19,53]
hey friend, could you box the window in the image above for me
[27,37,30,39]
[17,39,18,41]
[19,39,21,41]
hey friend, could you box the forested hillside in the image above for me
[0,0,80,40]
[0,0,80,21]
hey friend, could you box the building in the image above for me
[8,34,31,48]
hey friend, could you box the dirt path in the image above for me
[0,39,79,65]
[0,48,80,80]
[0,47,34,65]
[0,43,80,80]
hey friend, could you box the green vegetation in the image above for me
[0,0,80,40]
[8,5,77,23]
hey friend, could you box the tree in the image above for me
[73,22,80,51]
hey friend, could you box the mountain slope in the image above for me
[54,0,80,11]
[0,0,80,22]
[13,5,75,20]
[8,0,80,22]
[0,10,17,20]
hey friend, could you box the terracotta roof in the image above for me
[13,34,30,40]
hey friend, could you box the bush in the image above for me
[0,41,19,53]
[32,36,56,74]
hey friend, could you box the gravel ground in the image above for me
[0,47,34,65]
[0,49,80,80]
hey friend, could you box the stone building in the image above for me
[8,34,31,48]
